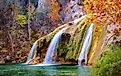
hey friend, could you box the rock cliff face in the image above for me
[36,0,85,22]
[29,17,121,65]
[64,0,85,22]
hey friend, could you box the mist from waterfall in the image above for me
[43,27,68,64]
[78,23,94,66]
[25,41,38,64]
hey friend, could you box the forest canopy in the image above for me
[84,0,121,25]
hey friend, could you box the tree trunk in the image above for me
[28,0,31,41]
[8,31,14,55]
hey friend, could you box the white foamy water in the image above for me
[25,41,38,64]
[43,27,68,64]
[30,63,59,66]
[78,23,94,66]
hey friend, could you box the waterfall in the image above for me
[25,41,38,64]
[43,27,68,64]
[78,23,94,66]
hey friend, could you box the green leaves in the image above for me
[91,44,121,76]
[16,15,27,27]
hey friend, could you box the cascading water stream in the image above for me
[78,23,94,66]
[25,41,38,64]
[43,27,68,64]
[25,15,88,65]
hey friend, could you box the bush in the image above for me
[16,15,27,27]
[91,44,121,76]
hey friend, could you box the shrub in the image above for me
[91,44,121,76]
[16,15,27,27]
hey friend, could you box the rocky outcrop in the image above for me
[29,16,90,64]
[29,17,121,65]
[88,24,121,65]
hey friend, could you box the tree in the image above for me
[27,0,35,41]
[0,0,14,53]
[84,0,121,25]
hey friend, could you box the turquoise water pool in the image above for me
[0,64,90,76]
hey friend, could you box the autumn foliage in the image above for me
[84,0,121,25]
[48,0,60,21]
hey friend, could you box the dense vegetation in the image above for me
[84,0,121,25]
[91,44,121,76]
[0,0,86,63]
[0,0,120,69]
[0,0,63,63]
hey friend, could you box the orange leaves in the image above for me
[84,0,121,25]
[48,0,60,21]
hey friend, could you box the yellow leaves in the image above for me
[16,15,27,27]
[107,0,113,5]
[83,0,88,5]
[84,0,121,25]
[93,1,98,7]
[16,50,23,55]
[1,48,8,53]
